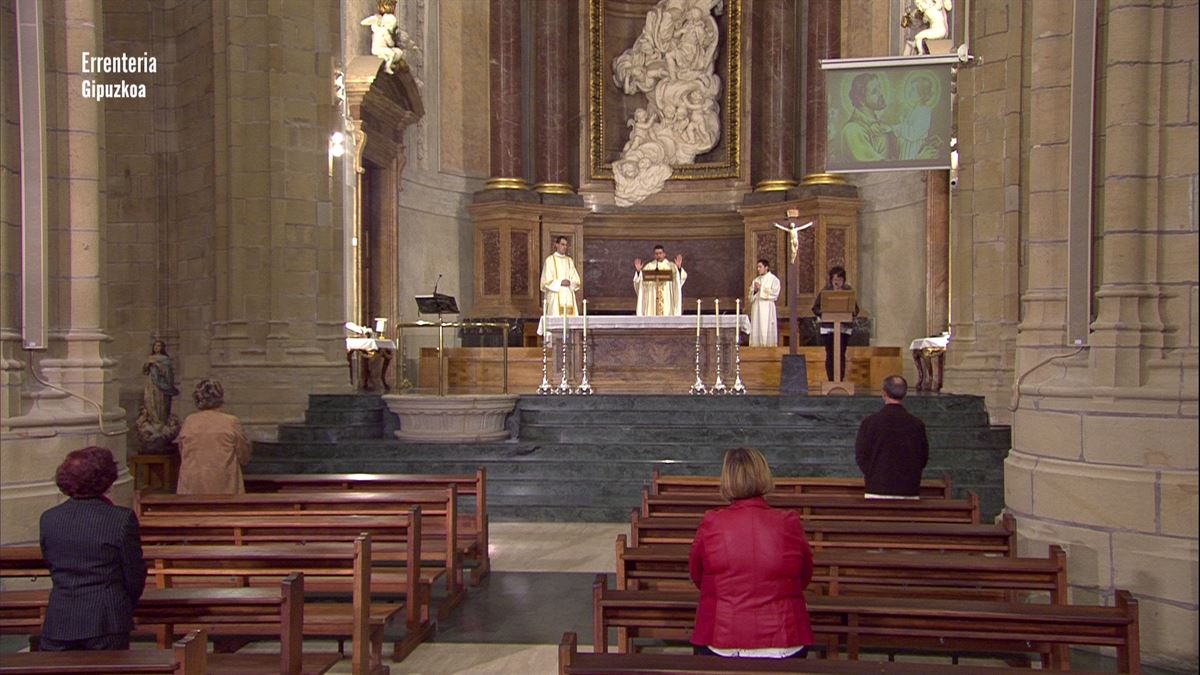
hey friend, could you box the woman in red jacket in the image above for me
[688,447,814,658]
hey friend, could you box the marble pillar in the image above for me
[533,0,575,196]
[487,0,526,191]
[802,0,843,185]
[751,0,797,192]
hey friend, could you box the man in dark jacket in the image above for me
[855,375,929,498]
[39,446,146,650]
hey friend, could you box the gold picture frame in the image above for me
[587,0,742,181]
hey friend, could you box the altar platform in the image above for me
[419,314,902,394]
[252,392,1010,522]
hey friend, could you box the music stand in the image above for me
[415,293,459,318]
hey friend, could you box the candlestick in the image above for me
[555,313,572,395]
[732,299,746,395]
[576,301,593,395]
[714,298,720,342]
[695,299,701,338]
[537,310,552,395]
[710,298,727,394]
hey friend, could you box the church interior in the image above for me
[1,0,1197,672]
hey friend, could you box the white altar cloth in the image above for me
[537,314,750,336]
[346,337,397,351]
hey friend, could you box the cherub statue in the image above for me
[903,0,952,56]
[362,0,407,75]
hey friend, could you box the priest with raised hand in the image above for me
[541,235,581,317]
[749,258,781,347]
[633,245,687,316]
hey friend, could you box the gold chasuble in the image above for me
[634,261,687,316]
[541,252,581,316]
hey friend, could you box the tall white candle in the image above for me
[582,300,588,340]
[714,298,720,341]
[735,298,741,334]
[695,299,701,338]
[562,312,568,345]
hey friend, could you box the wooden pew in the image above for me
[135,489,464,611]
[244,470,490,584]
[640,488,980,524]
[132,510,437,627]
[557,631,1112,675]
[590,575,1143,673]
[0,574,343,675]
[614,534,1068,602]
[0,629,206,675]
[651,468,954,499]
[3,534,429,667]
[631,511,1017,556]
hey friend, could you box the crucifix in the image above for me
[772,212,814,355]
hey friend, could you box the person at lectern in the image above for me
[541,236,581,316]
[812,266,859,381]
[634,245,686,316]
[749,258,781,347]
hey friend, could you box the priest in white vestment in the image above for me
[633,246,687,316]
[749,258,781,347]
[541,236,581,317]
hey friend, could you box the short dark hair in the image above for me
[828,266,847,282]
[849,72,878,109]
[55,446,119,498]
[555,235,568,245]
[653,244,665,251]
[193,379,225,410]
[757,258,770,269]
[719,447,774,501]
[882,375,908,401]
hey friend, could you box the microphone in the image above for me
[433,274,443,296]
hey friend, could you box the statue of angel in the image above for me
[362,0,407,74]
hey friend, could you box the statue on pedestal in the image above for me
[362,0,409,75]
[902,0,952,56]
[136,340,181,453]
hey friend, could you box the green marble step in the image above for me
[276,424,384,442]
[306,394,387,410]
[518,408,990,428]
[304,408,383,426]
[518,424,1010,447]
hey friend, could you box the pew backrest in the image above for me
[650,468,953,499]
[641,487,980,524]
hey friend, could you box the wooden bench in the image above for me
[651,469,954,499]
[0,629,206,675]
[615,534,1067,601]
[640,488,980,524]
[244,470,490,584]
[0,574,343,675]
[631,511,1017,556]
[591,575,1142,673]
[557,631,1112,675]
[136,488,465,611]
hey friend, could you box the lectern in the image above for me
[820,290,856,395]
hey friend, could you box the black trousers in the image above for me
[822,332,849,381]
[693,645,807,658]
[40,633,131,651]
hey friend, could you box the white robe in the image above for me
[634,260,687,316]
[749,271,780,347]
[541,253,581,317]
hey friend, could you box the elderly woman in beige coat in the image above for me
[176,379,252,495]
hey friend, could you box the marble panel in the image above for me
[583,237,744,305]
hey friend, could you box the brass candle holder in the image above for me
[575,301,594,395]
[710,298,728,395]
[553,314,573,395]
[689,299,708,395]
[731,299,747,395]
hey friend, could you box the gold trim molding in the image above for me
[485,177,530,191]
[533,182,576,195]
[801,173,848,186]
[588,0,742,182]
[755,179,798,192]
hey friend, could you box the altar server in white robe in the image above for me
[541,236,582,317]
[633,245,687,316]
[749,258,781,347]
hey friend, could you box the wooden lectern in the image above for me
[820,290,856,396]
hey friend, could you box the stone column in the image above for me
[486,0,527,191]
[532,0,576,196]
[208,1,347,432]
[941,0,1023,421]
[751,0,797,192]
[1005,1,1198,665]
[1,0,129,544]
[800,0,844,185]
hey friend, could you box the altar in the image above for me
[537,314,750,392]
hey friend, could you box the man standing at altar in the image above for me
[749,258,780,347]
[633,245,687,316]
[541,236,581,317]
